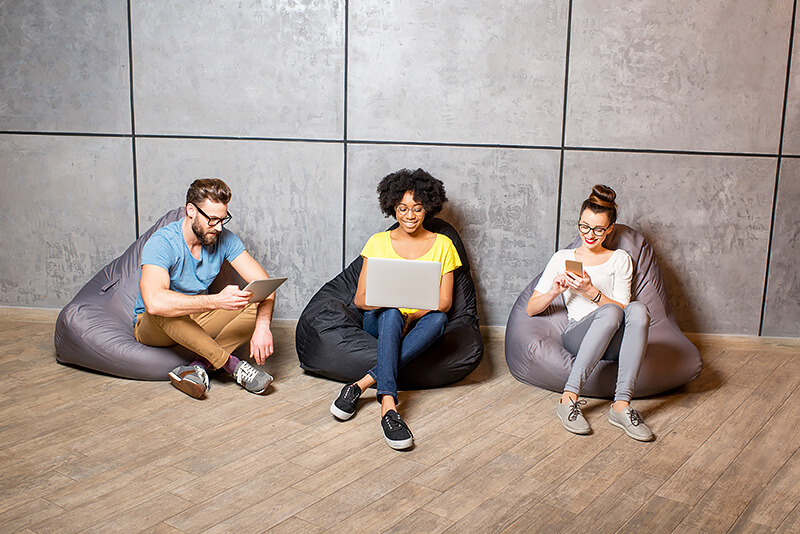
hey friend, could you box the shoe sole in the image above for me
[385,435,413,450]
[169,372,206,399]
[330,400,355,420]
[246,376,272,395]
[555,408,591,435]
[608,417,654,442]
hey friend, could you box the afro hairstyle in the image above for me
[377,168,448,219]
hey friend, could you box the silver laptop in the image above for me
[365,257,441,310]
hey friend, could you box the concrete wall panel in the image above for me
[1,2,797,337]
[566,0,791,153]
[135,138,344,319]
[0,0,131,133]
[561,151,775,335]
[131,0,345,138]
[762,159,800,336]
[781,10,800,154]
[0,135,135,307]
[348,0,568,145]
[346,144,561,326]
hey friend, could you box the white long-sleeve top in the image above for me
[534,248,633,322]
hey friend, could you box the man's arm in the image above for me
[140,264,251,317]
[230,251,275,365]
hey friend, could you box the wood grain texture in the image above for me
[1,318,798,534]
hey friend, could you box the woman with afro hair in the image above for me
[329,168,461,450]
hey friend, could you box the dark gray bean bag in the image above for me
[505,224,701,398]
[295,218,483,389]
[54,207,242,380]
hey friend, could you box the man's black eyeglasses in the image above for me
[191,202,232,226]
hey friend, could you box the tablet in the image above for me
[365,257,441,310]
[242,277,287,303]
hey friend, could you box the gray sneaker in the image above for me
[556,398,591,435]
[233,361,273,394]
[168,365,209,399]
[608,405,654,442]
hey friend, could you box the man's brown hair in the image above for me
[186,178,232,206]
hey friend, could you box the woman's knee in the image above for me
[377,308,404,330]
[427,311,448,333]
[595,303,624,326]
[624,301,650,326]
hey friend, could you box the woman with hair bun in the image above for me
[329,168,462,450]
[526,185,654,441]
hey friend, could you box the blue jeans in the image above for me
[363,308,448,403]
[561,302,650,402]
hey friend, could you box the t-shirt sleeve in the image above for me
[439,239,462,275]
[611,251,633,305]
[360,233,380,258]
[221,230,246,262]
[140,232,176,272]
[533,251,564,295]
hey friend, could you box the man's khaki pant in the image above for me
[134,304,257,369]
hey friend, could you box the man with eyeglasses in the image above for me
[133,178,274,398]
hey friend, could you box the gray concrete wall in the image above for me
[1,0,798,336]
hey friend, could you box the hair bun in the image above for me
[588,184,616,209]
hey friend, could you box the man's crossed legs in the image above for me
[135,304,272,398]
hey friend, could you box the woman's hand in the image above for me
[527,276,569,317]
[551,274,570,296]
[564,270,595,299]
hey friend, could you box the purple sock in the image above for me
[190,358,211,370]
[222,355,240,374]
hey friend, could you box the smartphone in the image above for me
[565,259,583,277]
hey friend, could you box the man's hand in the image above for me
[215,285,252,310]
[250,323,274,365]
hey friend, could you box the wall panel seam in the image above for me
[127,0,139,237]
[759,0,798,336]
[342,0,350,270]
[556,0,575,251]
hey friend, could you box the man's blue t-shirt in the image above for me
[133,220,246,321]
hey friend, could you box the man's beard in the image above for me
[192,219,219,246]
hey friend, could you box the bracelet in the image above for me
[591,290,602,303]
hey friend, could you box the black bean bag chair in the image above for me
[54,207,243,380]
[505,224,701,398]
[295,218,483,389]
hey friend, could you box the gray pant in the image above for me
[561,302,650,402]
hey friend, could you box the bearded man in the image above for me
[134,178,275,398]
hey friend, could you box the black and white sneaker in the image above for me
[381,410,413,450]
[330,383,362,420]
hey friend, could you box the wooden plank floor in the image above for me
[1,317,799,533]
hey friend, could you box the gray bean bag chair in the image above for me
[295,217,483,389]
[505,224,701,398]
[54,207,243,380]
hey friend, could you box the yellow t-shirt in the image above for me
[360,231,462,314]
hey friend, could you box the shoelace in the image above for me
[235,363,259,384]
[383,413,405,430]
[567,399,587,421]
[193,365,209,388]
[627,408,644,427]
[343,384,362,401]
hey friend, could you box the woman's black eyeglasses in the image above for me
[578,222,610,237]
[191,202,232,226]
